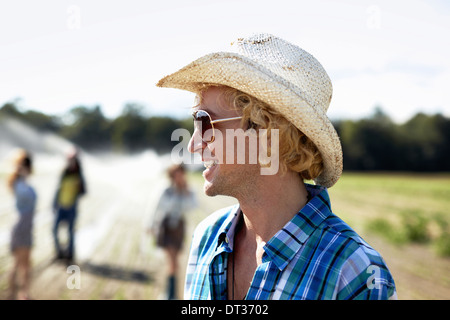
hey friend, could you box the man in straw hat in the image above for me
[157,33,396,300]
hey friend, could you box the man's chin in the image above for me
[203,180,218,197]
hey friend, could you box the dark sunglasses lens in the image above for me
[194,110,213,142]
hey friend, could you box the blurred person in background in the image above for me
[7,149,37,300]
[52,149,86,264]
[148,164,197,300]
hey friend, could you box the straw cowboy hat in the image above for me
[157,33,343,188]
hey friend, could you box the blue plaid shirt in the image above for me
[184,184,397,300]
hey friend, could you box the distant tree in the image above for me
[400,113,450,171]
[435,114,450,171]
[110,103,148,152]
[1,100,61,133]
[0,101,23,119]
[60,105,111,150]
[23,110,61,132]
[146,116,183,153]
[337,107,401,171]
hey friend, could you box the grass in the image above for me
[329,172,450,256]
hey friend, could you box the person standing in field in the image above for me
[52,149,86,264]
[7,149,37,300]
[157,33,397,300]
[148,164,197,300]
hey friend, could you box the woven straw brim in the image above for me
[157,52,343,188]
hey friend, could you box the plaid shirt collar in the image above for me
[215,184,331,270]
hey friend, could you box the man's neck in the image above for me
[236,171,308,244]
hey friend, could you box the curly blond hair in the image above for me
[196,85,324,181]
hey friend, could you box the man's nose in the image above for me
[188,127,205,154]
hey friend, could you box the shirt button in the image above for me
[225,236,229,244]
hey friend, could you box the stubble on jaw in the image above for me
[203,162,260,200]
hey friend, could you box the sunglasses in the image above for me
[192,109,243,143]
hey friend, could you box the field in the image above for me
[328,172,450,299]
[0,152,449,300]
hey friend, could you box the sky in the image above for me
[0,0,449,123]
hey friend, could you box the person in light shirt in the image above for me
[7,149,37,300]
[149,164,197,300]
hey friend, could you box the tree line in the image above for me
[0,102,193,154]
[1,102,449,172]
[334,107,450,172]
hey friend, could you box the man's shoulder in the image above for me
[313,214,397,298]
[317,213,389,266]
[319,213,394,278]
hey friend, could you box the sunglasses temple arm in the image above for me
[210,116,243,124]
